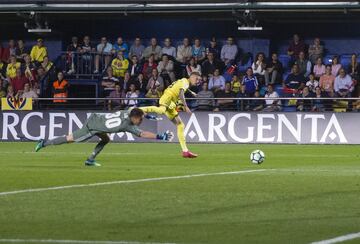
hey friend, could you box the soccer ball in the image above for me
[250,150,265,164]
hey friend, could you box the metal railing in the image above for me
[28,97,360,112]
[59,51,112,79]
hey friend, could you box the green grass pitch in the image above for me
[0,142,359,244]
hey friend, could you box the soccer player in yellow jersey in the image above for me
[141,72,201,158]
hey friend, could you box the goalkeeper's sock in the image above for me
[177,122,188,152]
[44,136,67,146]
[141,106,166,115]
[88,140,108,161]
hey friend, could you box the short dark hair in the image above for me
[129,108,144,118]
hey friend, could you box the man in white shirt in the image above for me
[161,38,176,60]
[21,83,38,99]
[94,37,113,74]
[220,37,238,65]
[263,84,281,112]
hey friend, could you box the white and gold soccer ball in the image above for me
[250,150,265,164]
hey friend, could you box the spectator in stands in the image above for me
[202,52,222,77]
[320,65,335,95]
[157,54,175,84]
[237,85,249,111]
[32,81,40,96]
[313,57,326,79]
[331,55,342,77]
[101,67,119,96]
[295,51,311,78]
[147,68,164,93]
[135,73,147,96]
[263,84,281,112]
[129,37,145,61]
[21,82,38,99]
[94,37,112,74]
[36,67,47,87]
[142,54,157,80]
[208,68,225,96]
[6,85,15,98]
[0,60,6,81]
[334,68,354,97]
[161,38,176,60]
[16,40,29,62]
[306,73,319,93]
[297,86,312,111]
[6,55,21,79]
[112,37,129,59]
[107,84,123,110]
[122,72,131,92]
[22,54,36,83]
[128,55,143,79]
[11,69,28,94]
[265,53,283,85]
[206,37,220,60]
[8,39,16,57]
[186,57,202,77]
[30,38,48,64]
[176,37,192,64]
[66,36,79,74]
[249,91,264,111]
[242,67,259,97]
[192,38,206,63]
[284,64,306,90]
[111,51,129,79]
[195,82,214,110]
[287,34,305,60]
[41,56,53,72]
[214,82,236,111]
[0,79,6,97]
[231,74,241,94]
[143,38,162,61]
[53,71,69,103]
[348,53,360,82]
[145,86,162,105]
[79,36,95,74]
[252,52,266,85]
[221,37,238,65]
[312,86,324,112]
[308,37,324,64]
[124,83,139,107]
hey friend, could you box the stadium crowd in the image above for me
[1,34,360,111]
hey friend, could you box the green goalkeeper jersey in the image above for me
[85,110,142,136]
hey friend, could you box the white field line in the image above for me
[310,232,360,244]
[0,239,174,244]
[0,169,268,197]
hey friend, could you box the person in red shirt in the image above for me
[10,69,29,94]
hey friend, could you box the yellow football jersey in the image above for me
[164,78,190,100]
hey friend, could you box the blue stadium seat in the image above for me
[278,54,291,69]
[340,54,352,68]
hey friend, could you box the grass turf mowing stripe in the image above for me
[310,232,360,244]
[0,169,268,197]
[0,239,175,244]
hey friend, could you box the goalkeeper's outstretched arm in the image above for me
[140,131,174,141]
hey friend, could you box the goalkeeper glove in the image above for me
[156,130,174,141]
[145,114,163,121]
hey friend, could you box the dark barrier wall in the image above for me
[0,111,358,144]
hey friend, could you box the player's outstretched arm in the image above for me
[140,131,174,141]
[179,89,192,114]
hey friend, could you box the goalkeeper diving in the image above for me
[35,108,174,166]
[140,72,201,158]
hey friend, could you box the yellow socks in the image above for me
[177,122,188,152]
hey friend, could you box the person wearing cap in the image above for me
[30,38,48,64]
